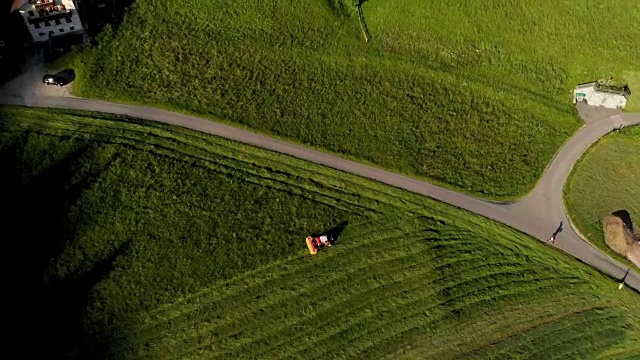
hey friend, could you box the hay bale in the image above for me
[603,215,631,255]
[603,214,640,267]
[628,243,640,268]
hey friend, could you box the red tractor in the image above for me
[305,235,335,255]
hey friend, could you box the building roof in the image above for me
[11,0,29,13]
[575,81,631,98]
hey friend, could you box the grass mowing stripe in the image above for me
[102,240,576,356]
[40,129,383,217]
[181,270,550,359]
[124,239,477,355]
[101,232,463,352]
[360,282,596,360]
[458,307,625,359]
[3,118,384,216]
[525,325,627,360]
[12,112,426,214]
[218,253,528,356]
[4,108,640,359]
[602,347,640,360]
[383,300,603,359]
[126,249,544,358]
[17,119,436,219]
[245,267,560,359]
[303,278,582,360]
[291,271,573,358]
[130,216,438,319]
[144,221,441,310]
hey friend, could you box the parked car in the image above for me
[42,69,75,86]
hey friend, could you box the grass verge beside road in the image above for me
[59,0,640,199]
[565,126,640,270]
[2,106,640,359]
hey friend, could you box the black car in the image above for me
[42,69,75,86]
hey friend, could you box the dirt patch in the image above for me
[576,101,621,124]
[603,213,640,267]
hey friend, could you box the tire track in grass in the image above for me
[602,346,640,360]
[64,118,409,217]
[527,311,625,354]
[356,298,600,359]
[79,132,387,216]
[47,115,423,215]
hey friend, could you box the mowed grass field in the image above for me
[64,0,640,198]
[2,106,640,359]
[565,126,640,269]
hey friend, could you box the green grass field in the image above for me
[60,0,640,198]
[622,71,640,112]
[565,126,640,270]
[2,106,640,359]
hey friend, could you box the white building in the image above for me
[17,0,84,43]
[573,81,630,109]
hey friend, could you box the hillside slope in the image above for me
[1,106,639,359]
[64,1,639,198]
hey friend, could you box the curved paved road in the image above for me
[1,73,639,291]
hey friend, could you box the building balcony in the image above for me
[36,5,69,17]
[24,3,71,19]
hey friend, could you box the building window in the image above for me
[39,32,45,36]
[70,26,75,31]
[28,10,34,17]
[55,18,62,25]
[34,22,41,29]
[59,28,64,33]
[66,17,72,23]
[44,20,50,26]
[49,30,54,35]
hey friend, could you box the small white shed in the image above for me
[573,81,630,109]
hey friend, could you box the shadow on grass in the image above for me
[312,221,349,244]
[612,209,634,233]
[0,130,125,358]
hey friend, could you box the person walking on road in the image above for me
[547,221,563,244]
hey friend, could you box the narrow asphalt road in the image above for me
[1,72,639,291]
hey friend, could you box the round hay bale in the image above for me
[603,215,630,256]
